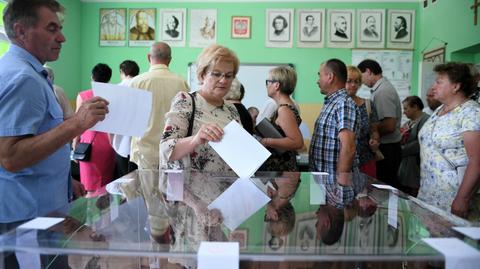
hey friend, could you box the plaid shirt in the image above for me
[309,89,358,174]
[311,173,355,209]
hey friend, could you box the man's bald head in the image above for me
[148,42,172,65]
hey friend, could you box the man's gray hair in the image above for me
[3,0,64,39]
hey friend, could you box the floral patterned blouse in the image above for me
[417,100,480,218]
[356,100,378,166]
[160,91,240,171]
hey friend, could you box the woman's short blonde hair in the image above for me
[223,78,242,101]
[346,65,362,83]
[269,65,297,95]
[196,44,240,82]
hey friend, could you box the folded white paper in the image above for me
[387,192,398,229]
[453,227,480,240]
[250,178,268,193]
[310,173,327,205]
[209,120,271,179]
[372,184,397,191]
[423,238,480,269]
[166,170,184,202]
[198,242,239,269]
[92,82,152,137]
[18,217,64,230]
[208,178,270,231]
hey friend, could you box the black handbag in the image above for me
[73,133,96,162]
[72,142,92,161]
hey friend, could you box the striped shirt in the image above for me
[309,89,358,174]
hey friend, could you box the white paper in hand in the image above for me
[209,120,271,178]
[92,82,152,137]
[208,178,270,231]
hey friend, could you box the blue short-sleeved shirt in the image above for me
[0,45,70,223]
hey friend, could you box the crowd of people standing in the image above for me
[1,4,480,269]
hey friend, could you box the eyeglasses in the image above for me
[346,79,360,84]
[209,71,235,81]
[265,79,279,86]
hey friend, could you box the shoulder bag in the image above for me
[73,133,96,162]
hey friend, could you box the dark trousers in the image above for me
[376,142,402,187]
[1,221,22,269]
[1,222,70,269]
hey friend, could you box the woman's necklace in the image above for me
[439,99,467,116]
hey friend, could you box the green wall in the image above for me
[5,1,479,102]
[0,1,8,56]
[48,0,82,99]
[53,1,419,102]
[417,0,480,63]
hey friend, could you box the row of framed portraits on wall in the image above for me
[99,8,415,49]
[100,8,218,47]
[269,8,415,49]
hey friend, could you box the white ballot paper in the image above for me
[423,238,480,269]
[452,227,480,240]
[209,120,271,179]
[208,178,270,231]
[310,172,328,205]
[18,217,64,230]
[198,242,239,269]
[166,170,184,202]
[388,192,398,229]
[92,82,152,137]
[372,184,397,191]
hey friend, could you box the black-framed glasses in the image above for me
[265,79,279,86]
[209,71,235,81]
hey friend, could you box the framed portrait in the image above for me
[327,9,355,48]
[189,9,217,47]
[263,224,289,253]
[231,16,251,39]
[160,9,186,47]
[294,212,317,254]
[378,212,405,254]
[99,8,126,46]
[265,9,293,48]
[128,8,156,47]
[229,229,248,250]
[296,9,325,48]
[351,210,379,254]
[423,46,445,63]
[357,9,385,49]
[387,9,415,49]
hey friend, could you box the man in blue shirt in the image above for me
[309,59,358,184]
[0,0,109,230]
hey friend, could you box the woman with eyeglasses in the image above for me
[259,66,303,171]
[160,44,240,171]
[345,66,380,178]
